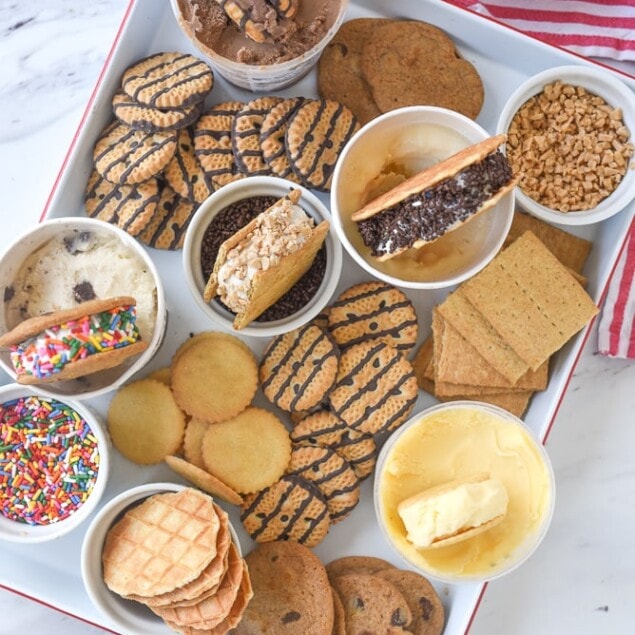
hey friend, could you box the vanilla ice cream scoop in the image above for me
[397,475,509,549]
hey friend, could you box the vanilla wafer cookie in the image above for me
[232,96,283,176]
[286,444,360,523]
[328,340,419,437]
[84,168,159,236]
[121,52,214,110]
[259,323,340,413]
[328,280,419,353]
[286,98,359,191]
[164,127,214,203]
[93,121,177,185]
[194,101,245,189]
[102,488,220,598]
[290,409,377,480]
[241,474,330,547]
[112,91,202,132]
[260,96,306,182]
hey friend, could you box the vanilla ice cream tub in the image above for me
[374,401,555,583]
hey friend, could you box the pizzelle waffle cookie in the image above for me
[352,135,518,261]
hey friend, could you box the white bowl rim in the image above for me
[183,175,342,337]
[0,383,110,543]
[495,64,635,226]
[0,217,166,400]
[373,399,556,584]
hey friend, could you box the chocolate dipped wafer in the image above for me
[0,296,148,384]
[352,135,518,261]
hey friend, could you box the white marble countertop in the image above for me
[0,1,634,634]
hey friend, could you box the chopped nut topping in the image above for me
[506,80,633,212]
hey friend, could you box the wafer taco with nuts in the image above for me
[204,189,329,330]
[0,296,148,384]
[352,135,518,261]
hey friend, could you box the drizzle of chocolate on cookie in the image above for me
[357,151,512,257]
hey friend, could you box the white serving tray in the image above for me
[0,1,634,633]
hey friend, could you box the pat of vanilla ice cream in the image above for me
[397,478,509,549]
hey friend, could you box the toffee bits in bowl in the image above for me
[183,176,342,337]
[496,65,635,225]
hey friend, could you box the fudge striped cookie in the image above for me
[84,168,159,236]
[93,121,177,185]
[241,474,330,547]
[121,52,214,110]
[328,340,419,437]
[259,323,340,413]
[328,280,419,353]
[286,444,360,523]
[231,96,283,176]
[194,101,245,189]
[260,96,306,182]
[286,99,359,191]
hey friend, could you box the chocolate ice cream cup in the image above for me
[0,218,166,400]
[170,0,349,91]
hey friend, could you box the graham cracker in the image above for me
[436,318,549,390]
[504,210,592,273]
[439,391,533,419]
[437,289,530,384]
[411,336,436,395]
[461,231,599,370]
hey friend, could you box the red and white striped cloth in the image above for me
[448,0,635,359]
[449,0,635,60]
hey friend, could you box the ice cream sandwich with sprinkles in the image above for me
[352,135,518,261]
[0,296,148,385]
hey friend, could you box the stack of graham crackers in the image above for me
[413,211,596,418]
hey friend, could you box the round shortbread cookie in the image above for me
[170,332,258,424]
[231,96,283,176]
[107,378,185,465]
[194,101,245,189]
[127,502,232,608]
[375,569,446,635]
[259,323,340,413]
[327,340,419,437]
[236,541,333,635]
[137,183,197,250]
[285,98,359,191]
[201,407,291,495]
[241,474,330,547]
[102,488,220,597]
[317,18,394,125]
[147,367,171,385]
[328,280,419,353]
[326,555,396,582]
[164,127,214,204]
[93,120,177,185]
[84,168,159,236]
[183,417,210,469]
[361,20,484,119]
[259,96,306,182]
[331,573,412,633]
[121,52,214,110]
[286,443,360,523]
[290,409,378,480]
[112,91,202,132]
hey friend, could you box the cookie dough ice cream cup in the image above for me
[331,106,515,289]
[183,176,342,337]
[374,401,555,584]
[0,218,166,400]
[170,0,348,91]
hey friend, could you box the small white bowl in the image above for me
[374,401,555,585]
[183,176,342,338]
[170,0,348,91]
[0,217,166,400]
[496,65,635,225]
[331,106,515,290]
[81,482,241,635]
[0,384,110,543]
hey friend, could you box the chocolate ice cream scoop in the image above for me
[215,0,300,43]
